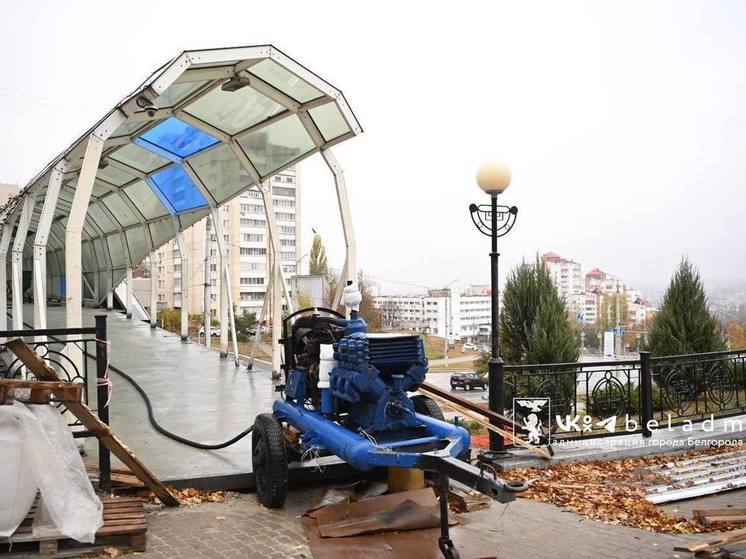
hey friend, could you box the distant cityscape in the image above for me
[372,251,657,344]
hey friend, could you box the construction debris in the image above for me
[644,450,746,504]
[674,528,746,554]
[500,445,745,534]
[694,509,746,525]
[5,338,180,508]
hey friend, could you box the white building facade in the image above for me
[153,167,301,318]
[374,288,491,342]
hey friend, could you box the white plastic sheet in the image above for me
[0,402,103,543]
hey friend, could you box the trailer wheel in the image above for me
[252,413,288,509]
[411,395,445,421]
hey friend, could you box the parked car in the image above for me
[449,372,487,391]
[462,342,476,350]
[198,326,221,337]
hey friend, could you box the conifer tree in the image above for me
[648,258,725,356]
[500,256,579,365]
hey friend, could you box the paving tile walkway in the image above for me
[122,484,700,559]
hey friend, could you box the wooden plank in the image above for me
[674,528,746,552]
[419,387,552,460]
[421,381,527,434]
[694,508,746,518]
[0,379,83,404]
[5,338,180,507]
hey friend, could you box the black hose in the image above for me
[106,361,253,450]
[19,315,253,450]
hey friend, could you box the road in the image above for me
[422,371,488,404]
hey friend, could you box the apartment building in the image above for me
[153,167,301,318]
[373,288,491,342]
[542,251,583,301]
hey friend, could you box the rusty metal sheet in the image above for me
[302,488,497,559]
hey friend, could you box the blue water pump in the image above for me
[251,284,525,557]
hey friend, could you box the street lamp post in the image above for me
[469,161,518,452]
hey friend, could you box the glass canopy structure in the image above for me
[0,45,361,372]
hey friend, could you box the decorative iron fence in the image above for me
[502,349,746,439]
[0,315,112,489]
[651,350,746,423]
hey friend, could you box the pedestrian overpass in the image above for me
[0,46,363,484]
[0,45,362,378]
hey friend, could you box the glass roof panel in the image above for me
[149,166,208,213]
[247,60,323,103]
[101,194,139,227]
[93,183,114,198]
[237,114,315,176]
[178,208,208,230]
[188,144,252,204]
[110,121,147,138]
[153,81,207,108]
[125,227,148,265]
[123,180,169,220]
[309,102,351,142]
[138,117,219,158]
[107,233,126,267]
[149,218,174,250]
[97,164,136,186]
[93,238,106,266]
[87,204,117,234]
[82,241,96,270]
[183,86,284,135]
[109,143,170,173]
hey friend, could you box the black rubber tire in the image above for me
[411,395,445,421]
[252,413,288,509]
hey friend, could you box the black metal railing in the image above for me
[0,315,111,489]
[502,348,746,440]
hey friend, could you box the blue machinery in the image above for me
[251,286,526,558]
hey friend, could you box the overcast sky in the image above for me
[1,1,744,298]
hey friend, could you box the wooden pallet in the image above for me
[1,497,146,558]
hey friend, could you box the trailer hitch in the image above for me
[418,451,527,503]
[418,451,527,559]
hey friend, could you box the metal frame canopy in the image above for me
[0,45,362,376]
[0,45,361,344]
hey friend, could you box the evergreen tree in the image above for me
[648,258,726,356]
[500,257,579,365]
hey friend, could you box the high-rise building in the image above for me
[153,167,301,318]
[542,251,583,301]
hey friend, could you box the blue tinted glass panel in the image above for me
[139,117,219,158]
[149,166,208,213]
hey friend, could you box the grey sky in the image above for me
[1,1,744,297]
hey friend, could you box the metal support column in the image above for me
[259,182,294,313]
[34,161,67,332]
[66,134,105,372]
[203,216,211,346]
[174,221,189,341]
[12,192,36,330]
[95,314,111,491]
[125,266,133,319]
[0,213,18,332]
[149,251,157,328]
[321,149,357,312]
[211,208,239,366]
[106,272,114,310]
